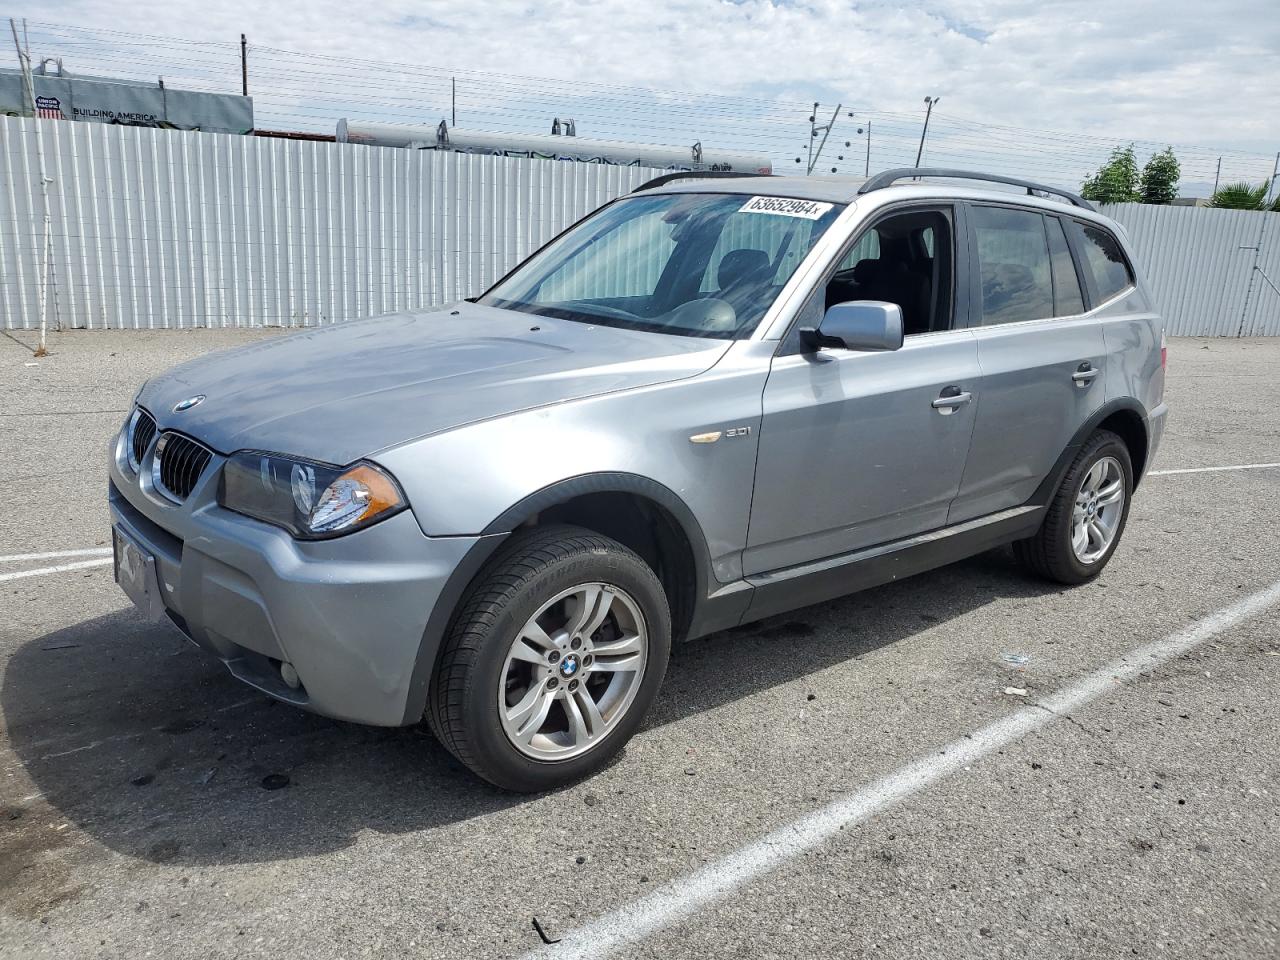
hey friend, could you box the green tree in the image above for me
[1139,147,1180,204]
[1081,145,1141,203]
[1209,180,1270,209]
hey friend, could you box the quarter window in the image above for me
[1046,217,1085,316]
[972,206,1054,325]
[1072,222,1134,303]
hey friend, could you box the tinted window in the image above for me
[1047,217,1085,316]
[1073,222,1134,302]
[972,206,1054,325]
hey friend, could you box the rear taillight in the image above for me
[1160,331,1167,370]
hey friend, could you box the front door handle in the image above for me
[1072,363,1101,385]
[932,386,972,414]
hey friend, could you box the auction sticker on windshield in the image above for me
[740,196,835,219]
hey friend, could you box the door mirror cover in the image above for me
[802,301,905,352]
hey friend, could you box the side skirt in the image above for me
[736,504,1044,626]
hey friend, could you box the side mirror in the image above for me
[800,301,904,353]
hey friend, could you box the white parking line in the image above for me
[0,547,112,564]
[521,578,1280,959]
[1148,462,1280,476]
[0,557,113,583]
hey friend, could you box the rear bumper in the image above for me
[109,448,488,726]
[1145,401,1169,478]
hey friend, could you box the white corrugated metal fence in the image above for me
[0,116,663,330]
[2,116,1278,334]
[1100,202,1280,336]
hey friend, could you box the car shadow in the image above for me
[2,548,1058,874]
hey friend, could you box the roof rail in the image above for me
[632,171,771,192]
[859,168,1095,211]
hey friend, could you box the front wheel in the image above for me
[1014,429,1133,584]
[427,525,671,792]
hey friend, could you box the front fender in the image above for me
[374,341,773,585]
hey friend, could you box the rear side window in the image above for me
[972,206,1054,325]
[1071,222,1134,303]
[1046,217,1085,316]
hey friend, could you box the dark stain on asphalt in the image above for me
[159,717,206,735]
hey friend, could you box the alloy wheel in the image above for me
[497,582,648,760]
[1071,455,1125,564]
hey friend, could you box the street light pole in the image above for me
[915,96,939,169]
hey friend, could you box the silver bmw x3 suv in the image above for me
[109,168,1167,791]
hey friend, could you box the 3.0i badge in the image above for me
[172,395,205,413]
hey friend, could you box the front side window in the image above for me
[972,206,1055,326]
[821,208,953,336]
[1071,221,1135,303]
[480,193,845,339]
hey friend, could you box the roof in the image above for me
[638,168,1102,219]
[646,174,865,204]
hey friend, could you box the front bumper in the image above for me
[108,433,490,727]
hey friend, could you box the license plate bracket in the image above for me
[113,527,166,621]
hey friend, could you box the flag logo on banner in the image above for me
[35,96,63,119]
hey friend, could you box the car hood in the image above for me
[138,303,731,465]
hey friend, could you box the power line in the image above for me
[13,19,1277,190]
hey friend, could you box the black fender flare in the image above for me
[1029,398,1150,508]
[400,472,715,724]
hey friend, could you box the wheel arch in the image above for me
[483,472,711,645]
[400,473,713,724]
[1031,398,1151,508]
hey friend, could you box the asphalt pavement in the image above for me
[1,328,1277,960]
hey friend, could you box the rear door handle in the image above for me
[932,386,972,414]
[1072,363,1101,385]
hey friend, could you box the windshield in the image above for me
[479,192,846,339]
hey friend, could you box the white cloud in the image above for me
[11,0,1279,186]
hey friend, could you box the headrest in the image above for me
[718,249,771,290]
[852,258,882,284]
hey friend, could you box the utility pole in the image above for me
[806,102,841,176]
[865,120,872,176]
[240,34,248,96]
[805,102,818,175]
[9,17,53,356]
[915,96,939,168]
[1267,152,1279,205]
[1212,157,1222,196]
[451,78,456,125]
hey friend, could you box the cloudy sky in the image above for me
[9,1,1279,187]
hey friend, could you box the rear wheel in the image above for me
[1015,430,1133,584]
[427,525,670,792]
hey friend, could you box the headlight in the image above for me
[219,452,407,539]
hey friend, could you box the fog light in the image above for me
[280,661,300,689]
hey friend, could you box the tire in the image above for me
[426,524,671,792]
[1014,429,1134,585]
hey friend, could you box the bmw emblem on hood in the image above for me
[172,395,206,413]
